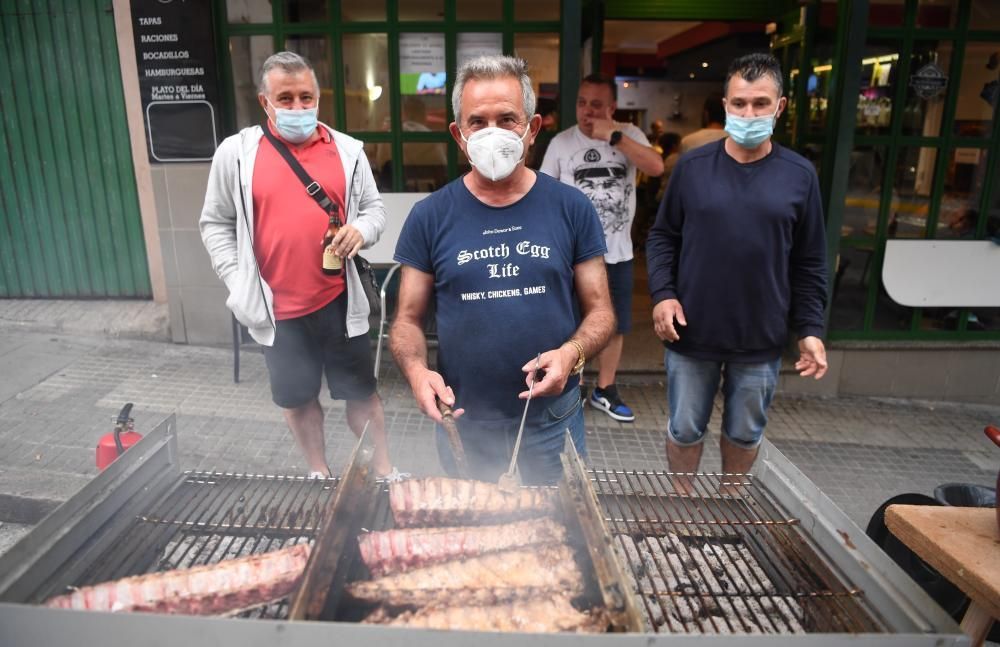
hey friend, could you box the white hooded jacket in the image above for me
[199,124,385,346]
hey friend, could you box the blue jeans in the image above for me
[665,350,780,449]
[435,387,585,485]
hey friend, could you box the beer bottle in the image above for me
[321,205,342,276]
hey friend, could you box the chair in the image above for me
[374,263,437,380]
[231,314,246,383]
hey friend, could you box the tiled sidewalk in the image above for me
[0,330,997,537]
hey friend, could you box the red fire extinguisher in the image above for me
[96,403,143,470]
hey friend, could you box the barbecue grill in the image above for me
[0,415,967,645]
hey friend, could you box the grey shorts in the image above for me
[262,293,376,408]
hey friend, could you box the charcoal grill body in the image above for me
[0,416,968,646]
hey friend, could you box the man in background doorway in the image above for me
[646,53,828,491]
[680,93,727,153]
[648,118,666,147]
[540,75,663,423]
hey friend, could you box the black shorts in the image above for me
[262,293,377,408]
[606,259,633,334]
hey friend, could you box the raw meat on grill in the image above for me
[367,595,610,633]
[44,542,310,615]
[345,544,583,606]
[390,477,556,527]
[358,517,568,576]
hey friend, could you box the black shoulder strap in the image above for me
[261,125,337,218]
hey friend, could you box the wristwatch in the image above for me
[609,130,623,146]
[566,339,586,376]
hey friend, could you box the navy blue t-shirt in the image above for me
[646,139,828,362]
[394,172,606,421]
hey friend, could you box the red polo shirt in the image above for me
[252,124,346,320]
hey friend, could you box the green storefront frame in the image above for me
[211,0,1000,342]
[827,0,1000,341]
[213,0,571,192]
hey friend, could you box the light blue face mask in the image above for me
[725,107,779,149]
[267,99,318,144]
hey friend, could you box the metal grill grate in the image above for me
[70,472,338,619]
[592,469,888,635]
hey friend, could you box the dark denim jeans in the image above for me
[435,387,585,485]
[665,350,781,449]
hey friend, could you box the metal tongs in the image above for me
[498,353,541,493]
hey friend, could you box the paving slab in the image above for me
[0,329,997,558]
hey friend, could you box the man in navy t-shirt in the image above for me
[647,53,829,493]
[391,55,615,485]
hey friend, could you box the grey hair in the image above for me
[258,51,319,95]
[452,55,536,124]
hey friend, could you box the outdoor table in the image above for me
[886,504,1000,646]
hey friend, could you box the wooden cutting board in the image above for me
[885,504,1000,621]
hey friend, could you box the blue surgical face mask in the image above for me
[267,99,318,144]
[725,106,779,149]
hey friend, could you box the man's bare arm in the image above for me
[570,255,617,359]
[521,256,616,398]
[389,265,462,421]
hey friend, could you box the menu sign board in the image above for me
[131,0,221,162]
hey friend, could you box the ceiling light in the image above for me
[689,73,695,79]
[623,81,630,88]
[701,62,709,68]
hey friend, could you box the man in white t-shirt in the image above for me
[541,75,664,422]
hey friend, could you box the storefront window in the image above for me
[457,0,502,21]
[937,147,989,239]
[229,35,273,130]
[514,0,559,21]
[891,146,942,238]
[829,243,872,332]
[365,141,392,192]
[842,146,888,240]
[806,42,835,135]
[402,143,448,191]
[342,0,386,21]
[916,0,959,29]
[457,33,503,68]
[901,41,951,137]
[969,144,1000,328]
[226,0,271,23]
[953,42,1000,138]
[399,0,444,21]
[856,41,901,135]
[399,33,447,131]
[871,280,917,332]
[284,36,335,128]
[342,34,390,131]
[831,145,888,332]
[283,0,327,22]
[970,1,1000,30]
[514,33,559,104]
[868,0,906,28]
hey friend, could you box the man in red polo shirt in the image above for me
[201,51,392,478]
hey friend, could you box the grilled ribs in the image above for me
[345,544,583,606]
[370,596,609,633]
[358,517,567,576]
[390,477,556,527]
[44,542,310,615]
